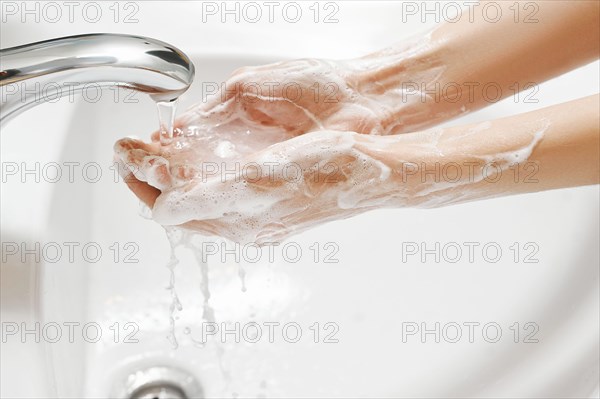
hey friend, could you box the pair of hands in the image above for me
[114,1,600,243]
[114,58,441,242]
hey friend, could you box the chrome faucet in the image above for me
[0,33,195,125]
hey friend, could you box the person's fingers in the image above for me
[197,73,245,114]
[124,173,161,208]
[114,137,173,190]
[324,103,383,135]
[197,60,289,116]
[114,137,161,161]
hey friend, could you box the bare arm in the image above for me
[357,94,600,207]
[350,0,600,133]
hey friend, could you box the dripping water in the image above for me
[192,245,216,323]
[165,227,183,348]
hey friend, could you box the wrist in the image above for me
[352,133,439,207]
[353,128,485,208]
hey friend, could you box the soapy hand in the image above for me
[186,58,390,136]
[115,129,403,243]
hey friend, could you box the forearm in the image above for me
[440,94,599,200]
[355,94,599,207]
[436,1,599,106]
[347,1,600,134]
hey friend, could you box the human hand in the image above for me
[116,129,403,243]
[168,57,395,141]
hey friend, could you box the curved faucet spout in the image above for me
[0,33,195,125]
